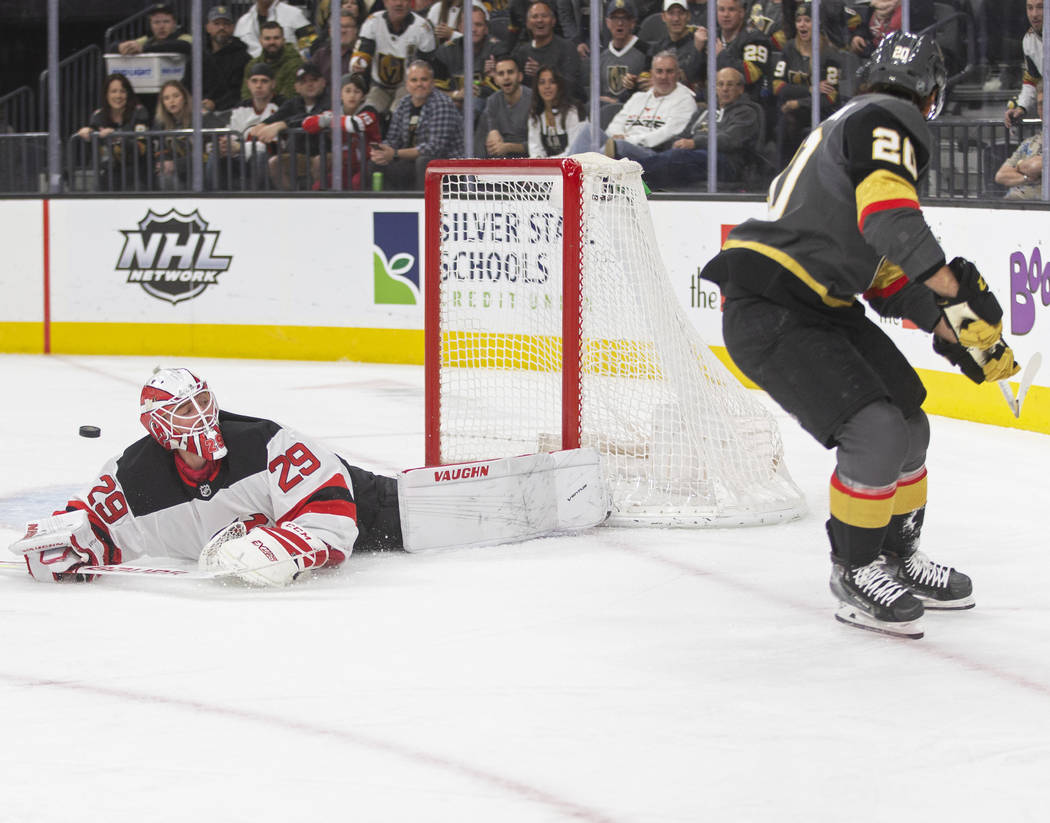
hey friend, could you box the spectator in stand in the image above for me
[772,2,842,164]
[481,54,533,157]
[201,5,251,113]
[235,0,316,58]
[429,0,467,44]
[152,79,195,190]
[303,72,382,189]
[369,59,465,190]
[205,61,282,190]
[240,20,304,100]
[434,3,503,116]
[997,88,1045,199]
[713,0,773,104]
[748,0,786,49]
[600,0,650,104]
[528,64,586,156]
[315,0,365,33]
[116,2,192,56]
[567,50,696,159]
[848,0,901,57]
[76,73,151,191]
[248,62,329,189]
[513,0,585,102]
[312,9,359,79]
[653,0,707,92]
[638,65,761,188]
[353,0,439,114]
[1005,0,1044,128]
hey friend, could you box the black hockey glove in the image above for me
[937,257,1005,349]
[933,336,1020,384]
[933,257,1020,383]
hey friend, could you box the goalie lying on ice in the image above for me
[8,367,609,586]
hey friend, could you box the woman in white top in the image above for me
[527,65,586,158]
[428,0,465,44]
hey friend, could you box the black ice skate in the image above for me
[879,550,975,610]
[830,558,925,639]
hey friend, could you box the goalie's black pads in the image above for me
[933,336,1020,384]
[937,257,1005,349]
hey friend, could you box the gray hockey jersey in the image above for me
[723,93,945,316]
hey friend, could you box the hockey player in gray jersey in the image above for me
[701,31,1020,639]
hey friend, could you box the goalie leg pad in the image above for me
[397,448,611,553]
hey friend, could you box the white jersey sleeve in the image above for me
[1017,30,1043,113]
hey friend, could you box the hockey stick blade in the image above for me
[998,378,1018,417]
[998,351,1043,419]
[1015,351,1042,418]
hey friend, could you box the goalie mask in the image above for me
[139,368,228,460]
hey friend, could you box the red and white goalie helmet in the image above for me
[139,368,228,459]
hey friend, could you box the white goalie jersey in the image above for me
[64,412,365,566]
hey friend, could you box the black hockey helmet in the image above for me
[858,31,947,120]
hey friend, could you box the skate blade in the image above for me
[834,605,924,639]
[920,594,975,611]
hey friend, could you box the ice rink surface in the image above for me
[1,354,1048,823]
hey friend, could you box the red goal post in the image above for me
[423,155,805,527]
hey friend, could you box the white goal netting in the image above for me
[428,154,805,526]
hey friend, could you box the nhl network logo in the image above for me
[116,209,232,304]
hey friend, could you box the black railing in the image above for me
[38,45,104,143]
[0,115,1038,198]
[0,87,36,133]
[0,133,48,193]
[63,126,373,193]
[925,117,1042,201]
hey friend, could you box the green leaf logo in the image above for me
[373,245,419,305]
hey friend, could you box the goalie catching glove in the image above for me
[198,521,332,587]
[9,510,106,582]
[933,257,1021,383]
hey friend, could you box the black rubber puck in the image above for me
[79,425,101,438]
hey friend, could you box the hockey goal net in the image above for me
[423,154,805,526]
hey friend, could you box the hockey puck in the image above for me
[78,425,101,438]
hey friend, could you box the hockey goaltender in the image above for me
[9,367,609,585]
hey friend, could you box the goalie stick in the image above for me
[0,558,219,578]
[998,351,1043,418]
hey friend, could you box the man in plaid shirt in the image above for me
[370,59,465,190]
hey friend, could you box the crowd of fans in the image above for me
[65,0,1045,194]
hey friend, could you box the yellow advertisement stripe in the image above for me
[48,323,424,364]
[441,331,665,378]
[713,344,1049,435]
[4,324,1046,437]
[0,323,46,353]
